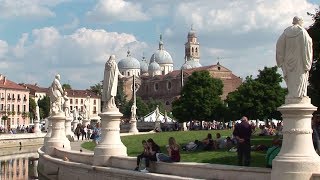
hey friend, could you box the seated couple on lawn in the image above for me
[134,137,181,173]
[183,133,234,151]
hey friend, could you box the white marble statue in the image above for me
[131,104,137,119]
[83,96,89,119]
[73,108,78,121]
[35,101,40,121]
[63,91,70,117]
[276,16,313,99]
[49,74,64,115]
[102,55,124,110]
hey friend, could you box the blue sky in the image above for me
[0,0,319,89]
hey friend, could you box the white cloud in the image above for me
[86,0,149,23]
[0,40,8,58]
[3,27,149,88]
[0,0,68,19]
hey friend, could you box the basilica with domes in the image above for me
[118,28,242,111]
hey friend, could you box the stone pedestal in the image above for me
[182,122,187,131]
[93,109,127,166]
[45,113,71,155]
[33,119,41,133]
[129,117,139,134]
[82,119,91,127]
[43,119,52,146]
[271,97,320,180]
[154,120,162,132]
[71,119,79,132]
[65,117,74,141]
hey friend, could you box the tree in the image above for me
[89,83,102,96]
[29,98,37,120]
[308,7,320,112]
[116,80,128,114]
[62,83,72,90]
[172,70,224,122]
[146,98,165,114]
[122,97,149,119]
[38,96,50,119]
[226,66,286,120]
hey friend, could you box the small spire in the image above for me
[160,34,162,41]
[142,52,145,61]
[127,47,131,57]
[191,24,194,31]
[159,34,164,50]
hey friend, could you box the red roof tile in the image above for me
[0,76,29,91]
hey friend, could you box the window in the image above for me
[218,66,221,71]
[70,106,73,110]
[195,48,198,53]
[1,104,3,110]
[167,81,172,90]
[12,94,15,100]
[23,105,26,112]
[122,72,124,75]
[70,99,73,104]
[81,99,83,104]
[7,93,10,100]
[166,101,170,105]
[192,47,194,53]
[81,106,83,112]
[17,94,21,100]
[93,106,97,114]
[94,100,96,105]
[12,104,14,112]
[17,105,20,112]
[23,95,27,101]
[75,99,78,104]
[127,72,130,76]
[154,83,159,91]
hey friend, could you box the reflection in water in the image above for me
[0,146,40,180]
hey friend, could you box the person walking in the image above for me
[233,116,252,166]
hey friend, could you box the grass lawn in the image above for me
[82,129,274,167]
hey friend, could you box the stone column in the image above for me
[65,117,74,141]
[93,109,127,166]
[45,113,70,155]
[182,122,187,131]
[33,105,41,133]
[129,116,139,134]
[271,97,320,180]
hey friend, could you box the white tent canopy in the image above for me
[141,107,175,123]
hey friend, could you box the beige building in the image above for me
[0,75,30,128]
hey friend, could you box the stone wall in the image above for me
[42,147,271,180]
[0,133,45,148]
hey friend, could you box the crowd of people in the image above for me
[74,122,101,144]
[0,124,36,134]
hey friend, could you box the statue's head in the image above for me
[292,16,303,26]
[109,55,116,62]
[55,74,60,80]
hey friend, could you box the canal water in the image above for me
[0,145,40,180]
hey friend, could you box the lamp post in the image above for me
[129,75,139,133]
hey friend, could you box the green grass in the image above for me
[81,130,274,167]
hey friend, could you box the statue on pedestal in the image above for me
[49,74,64,115]
[276,16,313,99]
[63,91,70,117]
[83,96,90,119]
[131,104,137,120]
[102,55,124,111]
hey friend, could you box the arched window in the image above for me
[218,66,221,71]
[192,47,194,54]
[122,72,124,75]
[127,72,130,76]
[154,83,159,91]
[195,48,198,53]
[167,81,172,90]
[165,101,170,105]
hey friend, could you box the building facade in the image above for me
[0,75,30,129]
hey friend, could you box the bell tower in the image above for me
[184,25,200,62]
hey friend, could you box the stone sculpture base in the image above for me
[65,117,74,142]
[129,117,139,134]
[271,97,320,180]
[93,108,127,166]
[33,119,41,133]
[45,113,71,155]
[154,121,162,132]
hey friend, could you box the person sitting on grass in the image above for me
[134,140,151,171]
[266,137,282,168]
[215,133,225,149]
[156,137,180,162]
[202,133,214,150]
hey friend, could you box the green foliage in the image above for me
[226,66,286,120]
[38,96,50,118]
[29,98,36,120]
[62,83,72,90]
[308,7,320,111]
[81,129,274,167]
[121,97,150,119]
[172,70,224,122]
[88,83,102,96]
[1,115,8,121]
[146,98,165,114]
[116,80,128,114]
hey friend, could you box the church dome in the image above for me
[188,27,197,38]
[150,50,173,64]
[148,61,161,72]
[181,60,202,69]
[140,56,149,74]
[118,50,140,69]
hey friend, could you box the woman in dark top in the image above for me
[157,137,181,162]
[202,133,214,150]
[147,138,161,161]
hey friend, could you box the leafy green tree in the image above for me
[172,70,224,122]
[62,84,72,90]
[146,98,165,114]
[226,66,286,120]
[122,97,149,119]
[29,98,37,120]
[89,83,102,96]
[116,80,128,114]
[308,7,320,111]
[38,96,50,118]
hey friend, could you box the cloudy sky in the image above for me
[0,0,319,89]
